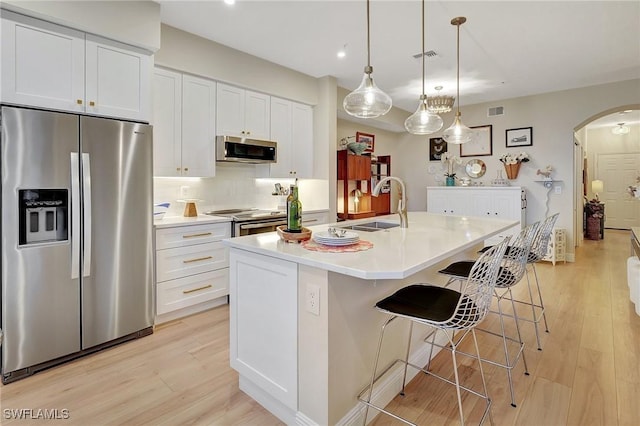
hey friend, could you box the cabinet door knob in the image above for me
[76,99,83,105]
[89,101,95,107]
[184,167,189,172]
[176,167,181,171]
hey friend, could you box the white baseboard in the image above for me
[239,375,298,425]
[154,296,228,325]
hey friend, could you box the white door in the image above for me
[216,83,245,136]
[596,153,640,229]
[85,35,151,121]
[152,68,182,177]
[269,97,292,178]
[292,102,314,178]
[244,90,271,139]
[1,10,85,112]
[181,74,216,177]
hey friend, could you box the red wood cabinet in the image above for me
[337,150,374,220]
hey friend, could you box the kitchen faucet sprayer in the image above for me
[372,176,408,228]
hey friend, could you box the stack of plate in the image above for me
[313,231,360,246]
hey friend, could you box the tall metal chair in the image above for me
[520,213,559,349]
[437,223,540,407]
[358,237,510,426]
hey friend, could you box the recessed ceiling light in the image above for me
[224,0,236,5]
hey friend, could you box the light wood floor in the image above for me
[1,230,637,425]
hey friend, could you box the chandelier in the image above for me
[427,86,455,114]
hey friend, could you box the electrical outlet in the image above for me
[554,185,562,194]
[305,284,320,316]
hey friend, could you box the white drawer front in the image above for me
[157,269,229,315]
[156,222,231,250]
[156,242,229,282]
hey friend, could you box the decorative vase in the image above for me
[445,176,455,186]
[504,162,521,180]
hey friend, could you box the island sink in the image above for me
[339,221,400,232]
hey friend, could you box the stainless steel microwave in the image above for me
[216,135,277,164]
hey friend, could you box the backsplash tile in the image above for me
[154,164,329,216]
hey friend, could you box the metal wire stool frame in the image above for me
[434,223,540,407]
[510,213,559,350]
[358,238,510,426]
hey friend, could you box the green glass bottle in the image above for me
[286,183,302,232]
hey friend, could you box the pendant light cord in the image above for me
[366,0,371,69]
[455,20,460,115]
[421,0,425,97]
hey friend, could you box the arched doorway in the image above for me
[573,105,640,246]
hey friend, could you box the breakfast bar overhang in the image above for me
[223,212,517,425]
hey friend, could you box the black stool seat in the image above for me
[439,262,517,289]
[376,284,480,326]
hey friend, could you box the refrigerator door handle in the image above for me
[82,153,92,277]
[71,153,80,279]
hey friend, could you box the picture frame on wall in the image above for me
[356,132,375,153]
[459,125,493,157]
[506,127,533,147]
[429,137,448,161]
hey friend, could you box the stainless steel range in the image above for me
[205,209,286,237]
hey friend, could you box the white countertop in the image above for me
[223,212,517,280]
[154,214,231,229]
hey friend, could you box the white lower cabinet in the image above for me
[427,187,526,243]
[155,222,231,323]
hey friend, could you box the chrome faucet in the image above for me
[373,176,408,228]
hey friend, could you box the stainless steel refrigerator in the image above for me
[1,106,154,383]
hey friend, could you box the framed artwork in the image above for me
[506,127,533,147]
[429,137,448,161]
[459,125,493,157]
[356,131,375,153]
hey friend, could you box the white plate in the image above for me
[313,231,360,246]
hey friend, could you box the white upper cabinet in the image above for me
[291,102,313,178]
[216,83,270,139]
[152,68,182,176]
[1,10,151,122]
[269,97,314,178]
[152,68,216,177]
[84,35,151,121]
[181,74,216,177]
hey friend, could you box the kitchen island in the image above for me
[223,212,517,425]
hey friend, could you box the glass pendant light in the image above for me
[343,0,392,119]
[404,0,443,134]
[611,122,630,135]
[443,17,473,145]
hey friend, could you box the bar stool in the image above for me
[437,223,540,407]
[476,213,559,350]
[520,213,559,349]
[358,237,510,426]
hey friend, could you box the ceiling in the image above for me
[157,0,640,125]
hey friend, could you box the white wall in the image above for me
[2,0,161,51]
[359,79,640,258]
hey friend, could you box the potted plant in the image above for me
[441,152,461,186]
[499,152,530,179]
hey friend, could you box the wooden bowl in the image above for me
[277,225,312,243]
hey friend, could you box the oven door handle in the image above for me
[239,220,287,230]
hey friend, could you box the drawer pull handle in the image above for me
[183,284,212,294]
[182,232,212,239]
[183,256,213,264]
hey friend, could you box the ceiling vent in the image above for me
[488,106,504,117]
[412,50,437,59]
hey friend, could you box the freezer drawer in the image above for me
[156,242,229,282]
[156,269,229,315]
